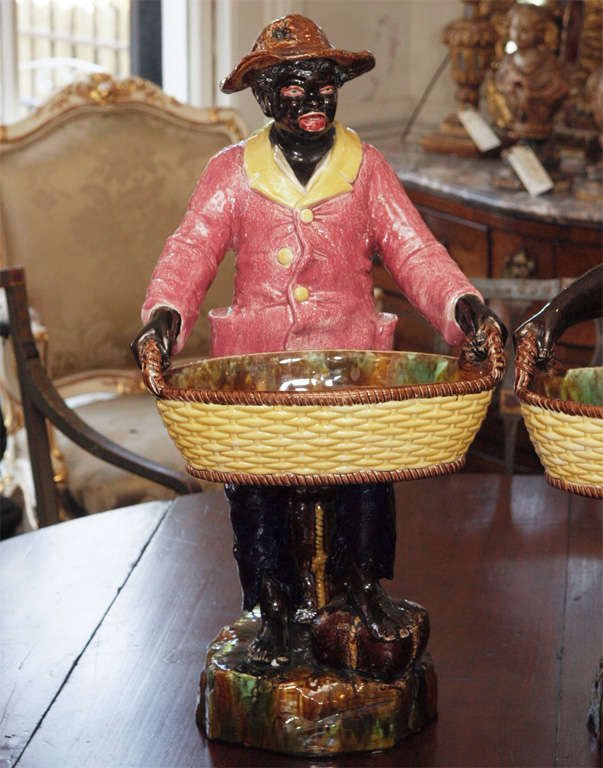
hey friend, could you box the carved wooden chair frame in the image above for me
[0,74,247,526]
[0,266,197,526]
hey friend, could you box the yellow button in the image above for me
[293,286,309,302]
[300,208,314,223]
[277,247,293,266]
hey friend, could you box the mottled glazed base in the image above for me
[197,610,437,756]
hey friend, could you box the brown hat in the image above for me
[220,14,375,94]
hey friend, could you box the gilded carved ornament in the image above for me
[442,0,497,109]
[486,3,567,136]
[559,0,603,129]
[0,73,247,145]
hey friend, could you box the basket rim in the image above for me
[515,335,603,420]
[145,330,505,406]
[518,390,603,419]
[545,473,603,499]
[185,456,467,486]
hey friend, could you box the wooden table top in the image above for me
[1,475,601,767]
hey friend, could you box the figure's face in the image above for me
[268,61,338,139]
[509,12,539,50]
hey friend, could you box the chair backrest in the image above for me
[0,74,246,379]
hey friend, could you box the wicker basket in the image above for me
[515,332,603,499]
[141,325,504,486]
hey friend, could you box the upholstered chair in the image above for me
[0,74,247,527]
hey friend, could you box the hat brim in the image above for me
[220,48,375,94]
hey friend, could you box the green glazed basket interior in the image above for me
[532,366,603,408]
[164,348,487,395]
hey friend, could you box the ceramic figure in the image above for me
[132,14,505,755]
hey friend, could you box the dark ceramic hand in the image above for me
[513,265,602,367]
[130,307,181,370]
[513,307,558,367]
[455,293,508,359]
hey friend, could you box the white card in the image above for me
[458,108,501,152]
[506,145,554,196]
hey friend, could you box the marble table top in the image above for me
[374,138,603,229]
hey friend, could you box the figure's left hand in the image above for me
[455,294,508,360]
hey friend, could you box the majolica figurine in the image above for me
[493,3,568,164]
[133,14,505,755]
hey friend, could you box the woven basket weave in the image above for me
[515,332,603,499]
[141,325,504,486]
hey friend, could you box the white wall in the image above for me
[211,0,460,139]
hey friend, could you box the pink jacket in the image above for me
[142,122,480,356]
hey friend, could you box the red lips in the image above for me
[298,112,327,132]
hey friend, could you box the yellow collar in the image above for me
[243,121,362,209]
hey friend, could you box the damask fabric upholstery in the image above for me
[49,394,217,513]
[0,102,240,516]
[0,107,237,379]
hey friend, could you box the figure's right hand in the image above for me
[130,307,181,371]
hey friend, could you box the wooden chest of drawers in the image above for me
[373,144,602,471]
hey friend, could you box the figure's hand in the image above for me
[513,265,603,367]
[455,294,508,360]
[513,306,557,367]
[130,307,181,370]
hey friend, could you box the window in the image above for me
[1,0,223,123]
[1,0,130,122]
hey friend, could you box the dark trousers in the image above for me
[226,482,396,611]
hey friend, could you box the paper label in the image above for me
[506,145,554,196]
[458,108,501,152]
